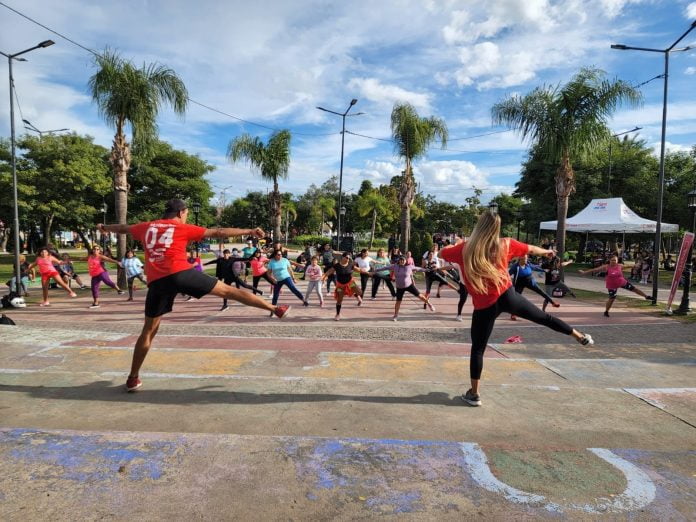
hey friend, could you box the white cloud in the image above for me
[347,78,431,110]
[685,66,696,75]
[652,141,692,154]
[686,2,696,19]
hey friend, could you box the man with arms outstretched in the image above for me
[98,198,290,392]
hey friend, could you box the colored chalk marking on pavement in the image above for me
[460,443,656,514]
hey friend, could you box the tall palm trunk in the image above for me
[398,161,415,251]
[111,119,131,288]
[370,208,377,249]
[554,152,575,281]
[270,179,282,241]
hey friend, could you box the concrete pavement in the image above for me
[1,281,694,519]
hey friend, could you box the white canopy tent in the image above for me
[539,198,678,234]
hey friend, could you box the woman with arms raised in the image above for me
[440,211,594,407]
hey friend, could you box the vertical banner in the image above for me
[666,232,694,312]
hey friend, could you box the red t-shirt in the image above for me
[440,238,529,310]
[129,220,206,283]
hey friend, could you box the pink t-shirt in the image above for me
[88,255,105,277]
[251,256,268,277]
[305,264,323,281]
[37,257,58,276]
[605,264,627,289]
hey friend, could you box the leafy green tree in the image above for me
[128,141,214,223]
[315,196,336,235]
[222,192,271,231]
[492,67,641,271]
[89,49,188,277]
[391,102,448,251]
[356,190,389,248]
[16,133,111,244]
[228,130,291,240]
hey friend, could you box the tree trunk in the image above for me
[0,226,9,252]
[554,152,575,281]
[77,230,92,250]
[110,121,131,289]
[270,180,282,241]
[370,209,377,250]
[398,161,415,252]
[42,214,55,249]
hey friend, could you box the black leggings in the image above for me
[223,275,261,306]
[324,266,336,292]
[360,273,371,296]
[425,271,448,295]
[371,274,396,298]
[457,283,468,315]
[253,272,275,291]
[395,284,420,301]
[514,276,554,305]
[470,287,573,380]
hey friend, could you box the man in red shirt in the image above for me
[98,199,290,392]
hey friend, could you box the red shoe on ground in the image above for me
[125,376,142,392]
[274,305,291,319]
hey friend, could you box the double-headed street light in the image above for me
[0,39,55,297]
[612,20,696,304]
[22,119,68,138]
[607,126,641,196]
[316,99,364,250]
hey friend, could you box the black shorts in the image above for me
[608,281,635,298]
[145,269,217,318]
[395,284,420,301]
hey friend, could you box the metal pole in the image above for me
[651,51,669,304]
[337,114,346,250]
[607,140,613,196]
[8,56,22,294]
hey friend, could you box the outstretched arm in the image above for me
[527,245,555,258]
[203,227,265,239]
[98,223,130,235]
[579,264,606,275]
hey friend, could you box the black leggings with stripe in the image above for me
[470,287,573,380]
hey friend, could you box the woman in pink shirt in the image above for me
[579,255,649,317]
[250,249,276,294]
[27,247,78,306]
[84,245,124,309]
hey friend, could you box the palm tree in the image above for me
[356,190,389,249]
[89,50,188,280]
[282,199,297,242]
[492,67,641,272]
[228,130,291,241]
[391,102,448,251]
[315,196,337,236]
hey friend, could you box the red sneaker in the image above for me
[125,376,142,392]
[274,305,291,319]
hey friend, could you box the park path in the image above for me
[1,281,694,519]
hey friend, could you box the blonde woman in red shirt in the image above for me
[440,211,593,407]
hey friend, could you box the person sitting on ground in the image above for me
[59,253,86,290]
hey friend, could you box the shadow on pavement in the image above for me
[0,381,467,406]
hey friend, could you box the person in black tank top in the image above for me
[322,252,363,320]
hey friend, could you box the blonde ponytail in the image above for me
[462,211,508,294]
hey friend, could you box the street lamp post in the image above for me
[675,189,696,315]
[0,40,56,294]
[316,99,364,250]
[612,20,696,304]
[22,119,68,138]
[607,126,641,196]
[192,202,201,256]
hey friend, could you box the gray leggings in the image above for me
[305,280,324,303]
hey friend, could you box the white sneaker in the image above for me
[427,302,436,312]
[455,315,463,321]
[392,316,398,322]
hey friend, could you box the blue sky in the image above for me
[1,0,695,206]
